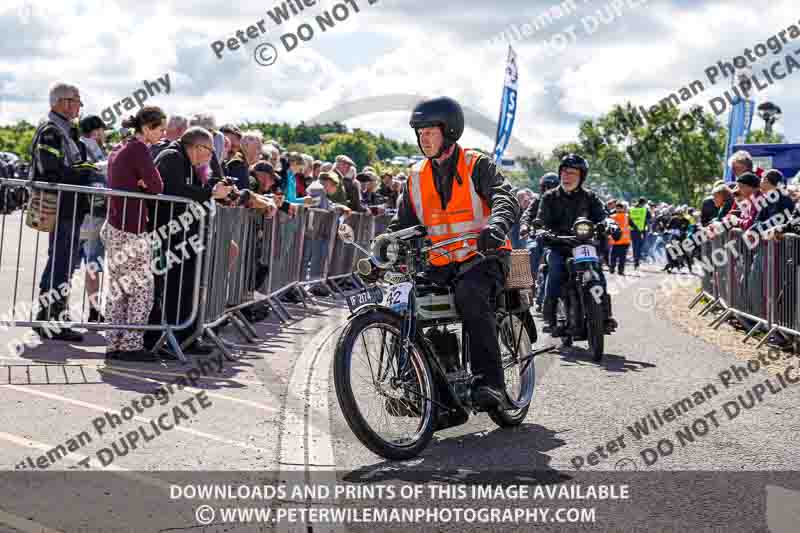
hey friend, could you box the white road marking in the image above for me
[0,431,169,489]
[279,323,341,468]
[3,384,270,454]
[277,318,346,533]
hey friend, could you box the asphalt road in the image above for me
[0,239,798,532]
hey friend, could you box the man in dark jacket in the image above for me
[387,97,518,411]
[700,195,718,227]
[756,169,795,228]
[536,154,614,336]
[143,127,233,355]
[31,83,96,341]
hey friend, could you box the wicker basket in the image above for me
[505,249,534,290]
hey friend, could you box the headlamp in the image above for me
[574,220,594,238]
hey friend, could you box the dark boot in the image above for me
[88,307,104,323]
[603,294,618,333]
[541,299,557,334]
[434,408,469,431]
[471,384,511,410]
[37,302,83,342]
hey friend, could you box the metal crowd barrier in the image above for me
[690,225,800,349]
[0,177,393,364]
[0,178,207,363]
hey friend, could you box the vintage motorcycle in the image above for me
[333,223,552,460]
[538,218,618,362]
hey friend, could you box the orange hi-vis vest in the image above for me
[408,148,511,267]
[611,212,631,245]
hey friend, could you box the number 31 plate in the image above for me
[573,244,598,261]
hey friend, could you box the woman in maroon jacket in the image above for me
[102,107,165,362]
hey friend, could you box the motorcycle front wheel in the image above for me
[585,285,605,362]
[333,309,437,460]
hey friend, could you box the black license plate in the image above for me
[346,286,384,312]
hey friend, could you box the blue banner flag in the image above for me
[493,46,518,164]
[723,88,755,182]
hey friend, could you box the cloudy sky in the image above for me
[0,0,798,157]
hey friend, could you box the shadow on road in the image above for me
[557,347,656,373]
[341,423,573,486]
[4,297,345,395]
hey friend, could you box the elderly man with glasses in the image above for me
[30,83,97,341]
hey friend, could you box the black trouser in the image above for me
[451,255,510,389]
[631,231,644,267]
[610,244,629,274]
[144,229,202,349]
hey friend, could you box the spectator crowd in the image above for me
[10,81,414,363]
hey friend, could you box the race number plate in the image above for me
[383,282,413,314]
[346,286,384,313]
[573,244,599,262]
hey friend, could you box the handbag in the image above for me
[25,187,58,232]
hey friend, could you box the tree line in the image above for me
[512,102,784,205]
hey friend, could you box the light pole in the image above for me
[757,102,782,137]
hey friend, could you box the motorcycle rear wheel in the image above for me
[489,312,537,428]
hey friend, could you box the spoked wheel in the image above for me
[557,299,572,347]
[585,287,605,362]
[489,311,537,428]
[333,309,436,460]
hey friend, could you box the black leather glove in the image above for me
[477,226,505,252]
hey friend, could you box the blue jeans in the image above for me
[39,216,82,296]
[302,237,329,280]
[545,249,607,301]
[545,249,566,300]
[527,237,545,304]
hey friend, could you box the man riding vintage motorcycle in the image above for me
[386,96,520,410]
[536,154,618,337]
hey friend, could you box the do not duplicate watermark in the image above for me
[14,359,220,470]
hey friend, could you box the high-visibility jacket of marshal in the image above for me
[407,148,511,267]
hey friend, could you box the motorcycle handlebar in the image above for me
[421,232,481,253]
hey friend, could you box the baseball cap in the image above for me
[79,115,108,135]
